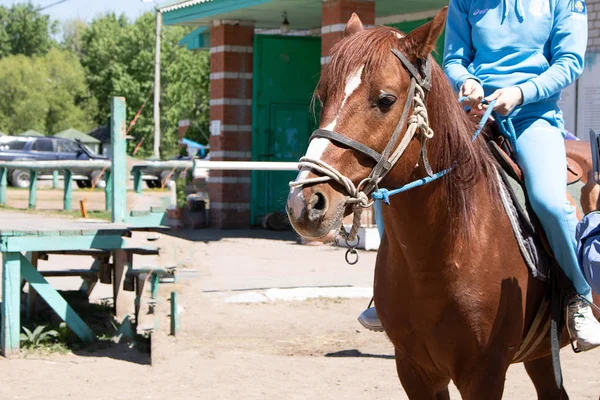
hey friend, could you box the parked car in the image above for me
[0,135,108,188]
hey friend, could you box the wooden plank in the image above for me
[28,170,38,209]
[133,168,143,194]
[170,291,179,336]
[19,254,94,343]
[1,252,21,357]
[79,259,102,298]
[111,97,127,223]
[113,249,131,319]
[0,168,7,206]
[42,249,110,257]
[63,170,73,211]
[39,270,99,278]
[123,246,160,256]
[0,234,124,253]
[26,252,40,321]
[104,170,112,212]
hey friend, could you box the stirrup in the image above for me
[565,295,600,353]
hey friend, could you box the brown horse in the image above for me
[286,8,599,399]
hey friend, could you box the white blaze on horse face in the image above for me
[289,65,365,215]
[296,65,365,182]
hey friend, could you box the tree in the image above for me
[0,49,94,134]
[79,12,210,158]
[0,2,58,57]
[61,18,87,57]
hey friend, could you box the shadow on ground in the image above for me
[18,291,151,365]
[161,227,299,244]
[325,349,395,360]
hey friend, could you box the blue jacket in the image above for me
[443,0,588,120]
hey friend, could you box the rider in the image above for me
[359,0,600,351]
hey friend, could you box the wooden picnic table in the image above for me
[0,212,164,357]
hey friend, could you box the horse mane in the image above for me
[315,26,499,231]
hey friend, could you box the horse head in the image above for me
[286,8,448,241]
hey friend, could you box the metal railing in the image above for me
[0,160,111,211]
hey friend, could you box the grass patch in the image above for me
[22,291,150,356]
[0,205,112,221]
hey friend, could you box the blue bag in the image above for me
[576,211,600,293]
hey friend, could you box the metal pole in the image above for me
[153,10,162,159]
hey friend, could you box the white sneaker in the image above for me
[567,298,600,352]
[357,307,384,332]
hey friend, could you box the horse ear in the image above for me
[403,7,448,59]
[344,13,364,37]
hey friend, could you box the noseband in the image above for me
[290,47,436,247]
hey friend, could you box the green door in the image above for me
[252,35,321,225]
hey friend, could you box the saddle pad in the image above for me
[496,168,550,280]
[497,168,586,281]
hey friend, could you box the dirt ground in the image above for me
[0,216,598,399]
[4,186,168,212]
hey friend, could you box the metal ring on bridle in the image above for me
[345,248,359,265]
[345,234,360,248]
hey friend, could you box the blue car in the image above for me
[0,136,108,188]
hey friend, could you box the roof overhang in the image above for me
[160,0,449,29]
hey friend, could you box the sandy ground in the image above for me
[0,213,598,399]
[4,186,169,212]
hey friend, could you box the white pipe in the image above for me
[0,160,110,170]
[193,161,299,171]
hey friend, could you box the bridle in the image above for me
[289,47,437,254]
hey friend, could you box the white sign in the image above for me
[577,51,600,139]
[210,120,221,136]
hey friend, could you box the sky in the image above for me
[0,0,159,22]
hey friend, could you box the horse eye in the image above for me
[378,94,397,108]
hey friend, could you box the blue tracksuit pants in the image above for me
[373,117,592,301]
[513,117,592,301]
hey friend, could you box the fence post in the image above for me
[0,168,6,206]
[133,168,143,194]
[104,170,113,212]
[28,170,38,209]
[63,170,73,211]
[111,97,127,223]
[52,170,59,189]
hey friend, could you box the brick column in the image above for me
[321,0,375,66]
[208,20,254,228]
[588,0,600,51]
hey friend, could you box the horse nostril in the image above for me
[313,192,327,211]
[311,192,327,212]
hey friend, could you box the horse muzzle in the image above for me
[286,184,346,241]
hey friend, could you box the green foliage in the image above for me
[61,18,87,57]
[176,176,188,209]
[0,2,58,57]
[80,12,210,158]
[20,325,60,348]
[0,49,95,134]
[0,8,210,158]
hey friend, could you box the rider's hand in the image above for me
[485,87,523,116]
[459,78,484,110]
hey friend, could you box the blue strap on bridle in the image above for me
[371,97,499,205]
